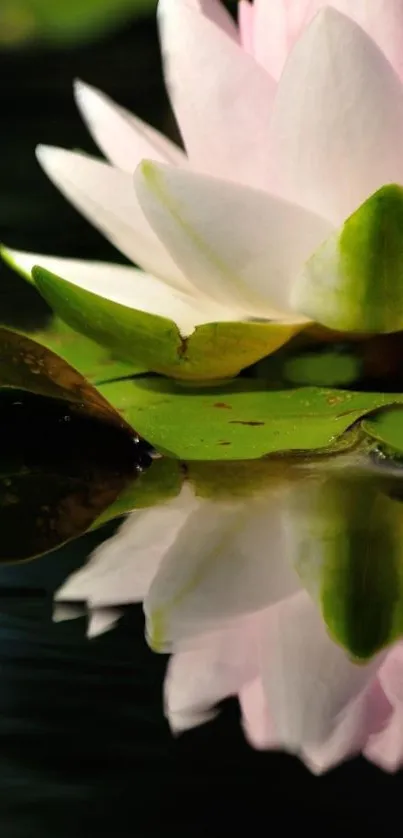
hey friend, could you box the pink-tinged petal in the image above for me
[252,0,290,78]
[268,9,403,224]
[158,0,276,188]
[6,249,235,336]
[183,0,239,39]
[145,491,301,652]
[238,1,255,54]
[285,1,403,83]
[74,80,186,172]
[35,145,192,293]
[135,161,332,317]
[164,617,260,733]
[55,487,199,610]
[260,591,386,773]
[365,644,403,771]
[239,677,278,750]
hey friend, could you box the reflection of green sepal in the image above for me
[294,185,403,333]
[293,475,403,660]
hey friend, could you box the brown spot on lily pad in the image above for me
[229,420,265,427]
[214,402,232,410]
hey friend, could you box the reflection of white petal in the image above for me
[365,644,403,771]
[7,249,235,337]
[53,603,85,623]
[260,591,385,772]
[88,608,121,638]
[75,80,186,171]
[145,492,301,652]
[135,162,331,316]
[239,677,277,750]
[158,0,276,187]
[35,145,191,292]
[165,615,260,733]
[268,9,403,223]
[55,486,198,609]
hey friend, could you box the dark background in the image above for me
[0,14,399,835]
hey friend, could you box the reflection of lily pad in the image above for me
[0,326,133,433]
[362,408,403,458]
[32,266,304,381]
[99,376,403,460]
[0,393,140,562]
[93,456,183,529]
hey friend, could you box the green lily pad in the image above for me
[18,317,147,384]
[284,349,361,387]
[0,326,133,433]
[32,266,304,381]
[291,474,403,659]
[98,376,403,460]
[294,184,403,333]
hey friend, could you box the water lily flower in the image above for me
[54,459,403,773]
[6,0,403,380]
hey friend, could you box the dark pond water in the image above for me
[0,14,402,836]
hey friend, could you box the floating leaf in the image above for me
[32,266,304,382]
[0,326,133,433]
[18,318,147,384]
[0,393,141,562]
[294,185,403,333]
[98,376,403,460]
[284,349,361,387]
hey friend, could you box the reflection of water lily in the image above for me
[55,460,403,773]
[7,0,403,379]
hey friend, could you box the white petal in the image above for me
[55,486,198,609]
[283,1,403,83]
[145,490,301,652]
[7,248,234,337]
[268,9,403,223]
[238,1,255,54]
[135,162,332,316]
[253,0,290,78]
[158,0,276,187]
[260,591,385,772]
[74,80,186,172]
[36,145,192,293]
[164,616,260,733]
[182,0,239,38]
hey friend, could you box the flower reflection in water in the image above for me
[55,453,403,774]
